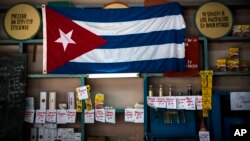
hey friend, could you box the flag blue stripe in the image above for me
[48,2,182,22]
[51,58,186,74]
[100,29,185,49]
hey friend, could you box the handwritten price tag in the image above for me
[199,131,210,141]
[85,109,94,123]
[125,108,135,122]
[35,110,46,123]
[166,96,176,109]
[196,96,203,110]
[95,109,105,123]
[57,110,67,124]
[155,97,167,108]
[46,110,57,123]
[186,96,196,110]
[75,86,88,100]
[67,109,76,123]
[147,97,156,107]
[134,109,144,123]
[176,96,186,110]
[24,109,35,123]
[105,109,115,124]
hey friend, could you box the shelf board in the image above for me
[208,36,250,41]
[0,39,43,44]
[27,74,87,78]
[213,71,250,76]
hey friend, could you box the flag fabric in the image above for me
[42,2,186,74]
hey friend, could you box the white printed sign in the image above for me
[105,109,116,124]
[85,109,95,123]
[147,97,156,107]
[185,96,196,110]
[125,108,135,122]
[75,86,88,100]
[176,96,186,109]
[95,109,105,123]
[24,109,35,123]
[230,92,250,110]
[134,109,144,123]
[196,96,203,110]
[35,110,46,123]
[199,131,210,141]
[46,110,57,123]
[166,96,176,109]
[57,110,67,124]
[67,109,77,123]
[155,97,167,108]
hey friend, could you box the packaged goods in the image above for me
[229,47,239,60]
[232,25,242,36]
[242,25,250,36]
[229,59,239,72]
[239,60,249,72]
[216,59,227,72]
[95,93,104,109]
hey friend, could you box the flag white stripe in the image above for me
[73,15,185,36]
[71,43,185,63]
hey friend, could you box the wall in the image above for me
[1,0,250,141]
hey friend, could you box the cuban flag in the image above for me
[42,2,186,74]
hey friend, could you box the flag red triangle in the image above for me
[45,6,107,73]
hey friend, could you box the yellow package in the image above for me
[229,47,239,60]
[217,59,227,72]
[95,93,104,109]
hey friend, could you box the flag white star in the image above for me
[55,29,76,51]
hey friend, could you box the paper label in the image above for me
[185,96,196,110]
[95,109,105,123]
[67,109,77,123]
[176,96,186,109]
[35,110,46,123]
[147,97,156,108]
[46,110,57,123]
[76,86,88,100]
[125,108,135,122]
[134,109,144,123]
[85,109,95,123]
[230,92,250,110]
[24,109,35,123]
[166,96,176,109]
[57,110,67,124]
[199,131,210,141]
[196,96,203,110]
[155,97,167,108]
[105,109,115,124]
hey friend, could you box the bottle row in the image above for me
[30,124,81,141]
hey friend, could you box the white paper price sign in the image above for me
[176,96,186,109]
[67,109,76,123]
[147,97,156,107]
[46,110,57,123]
[85,109,94,123]
[24,109,35,123]
[95,109,105,123]
[57,110,67,124]
[105,109,116,124]
[199,131,210,141]
[35,110,46,123]
[134,109,144,123]
[186,96,196,110]
[155,97,167,108]
[125,108,135,122]
[196,96,203,110]
[75,86,88,100]
[166,96,176,109]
